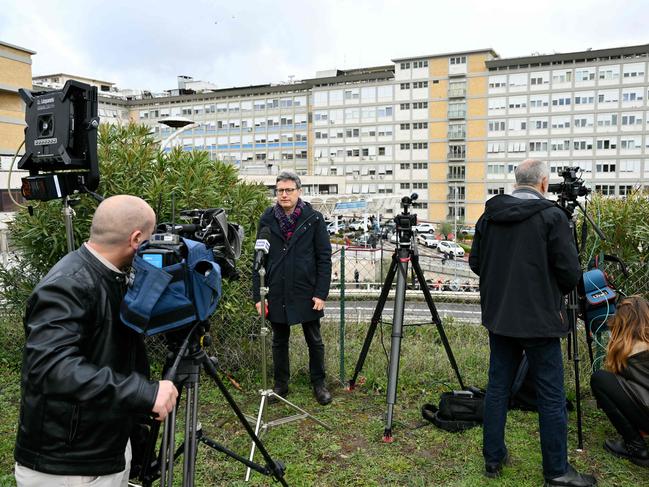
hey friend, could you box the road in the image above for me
[324,298,482,325]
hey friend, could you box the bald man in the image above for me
[14,195,178,487]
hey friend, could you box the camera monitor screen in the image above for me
[142,253,164,268]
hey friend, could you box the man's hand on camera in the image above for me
[312,297,325,311]
[152,380,178,421]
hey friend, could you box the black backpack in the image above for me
[421,387,485,432]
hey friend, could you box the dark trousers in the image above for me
[591,369,649,443]
[271,319,325,388]
[483,332,567,478]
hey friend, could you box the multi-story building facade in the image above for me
[485,44,649,199]
[0,40,34,210]
[20,42,649,223]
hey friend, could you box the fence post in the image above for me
[339,246,346,383]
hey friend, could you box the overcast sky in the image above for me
[1,0,647,93]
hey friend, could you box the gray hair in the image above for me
[276,170,301,189]
[514,159,549,186]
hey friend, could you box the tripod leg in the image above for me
[411,255,465,390]
[201,353,288,486]
[160,403,177,487]
[568,290,584,450]
[384,253,408,441]
[183,382,199,487]
[349,255,398,389]
[245,393,268,481]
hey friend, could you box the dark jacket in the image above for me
[14,245,158,476]
[469,193,581,338]
[617,350,649,418]
[253,202,332,325]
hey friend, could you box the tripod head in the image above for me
[394,193,418,248]
[548,167,590,217]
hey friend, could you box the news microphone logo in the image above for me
[254,227,271,271]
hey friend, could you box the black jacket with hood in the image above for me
[469,191,581,338]
[253,202,332,325]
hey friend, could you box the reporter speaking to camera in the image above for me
[253,171,333,406]
[14,195,178,487]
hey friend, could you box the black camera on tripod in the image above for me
[152,208,244,279]
[548,167,590,204]
[121,207,243,337]
[394,193,418,246]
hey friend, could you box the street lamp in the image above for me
[453,183,458,242]
[159,116,199,150]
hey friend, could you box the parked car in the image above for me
[437,240,465,257]
[414,222,435,234]
[417,233,438,248]
[349,220,367,231]
[327,222,339,235]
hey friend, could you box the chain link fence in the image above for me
[1,236,646,394]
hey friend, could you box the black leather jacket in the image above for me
[14,245,158,476]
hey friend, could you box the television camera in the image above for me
[393,193,418,246]
[548,167,590,210]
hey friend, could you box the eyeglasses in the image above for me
[276,188,298,195]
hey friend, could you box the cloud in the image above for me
[1,0,647,92]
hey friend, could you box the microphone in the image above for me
[254,227,271,272]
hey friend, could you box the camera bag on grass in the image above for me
[421,387,485,432]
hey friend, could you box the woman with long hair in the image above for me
[590,295,649,467]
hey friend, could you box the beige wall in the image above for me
[0,57,32,89]
[0,43,33,160]
[428,58,448,78]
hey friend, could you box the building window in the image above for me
[594,184,616,195]
[449,56,467,65]
[400,62,411,70]
[413,162,428,169]
[400,83,411,90]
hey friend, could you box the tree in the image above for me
[0,123,271,371]
[437,221,454,240]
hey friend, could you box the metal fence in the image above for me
[2,238,646,394]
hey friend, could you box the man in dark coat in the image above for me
[470,160,596,486]
[253,171,333,405]
[14,195,178,487]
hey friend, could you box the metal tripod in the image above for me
[562,198,607,451]
[244,266,331,481]
[348,210,465,441]
[138,323,288,487]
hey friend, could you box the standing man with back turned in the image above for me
[14,195,178,487]
[253,171,333,405]
[470,159,596,486]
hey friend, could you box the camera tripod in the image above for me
[558,194,606,451]
[244,265,330,481]
[348,194,465,442]
[137,323,288,487]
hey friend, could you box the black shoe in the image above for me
[268,385,288,404]
[484,451,510,478]
[544,464,597,487]
[604,438,649,467]
[313,384,332,405]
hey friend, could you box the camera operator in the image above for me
[590,296,649,467]
[253,171,333,406]
[469,159,596,486]
[14,195,178,487]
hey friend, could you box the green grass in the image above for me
[0,315,647,486]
